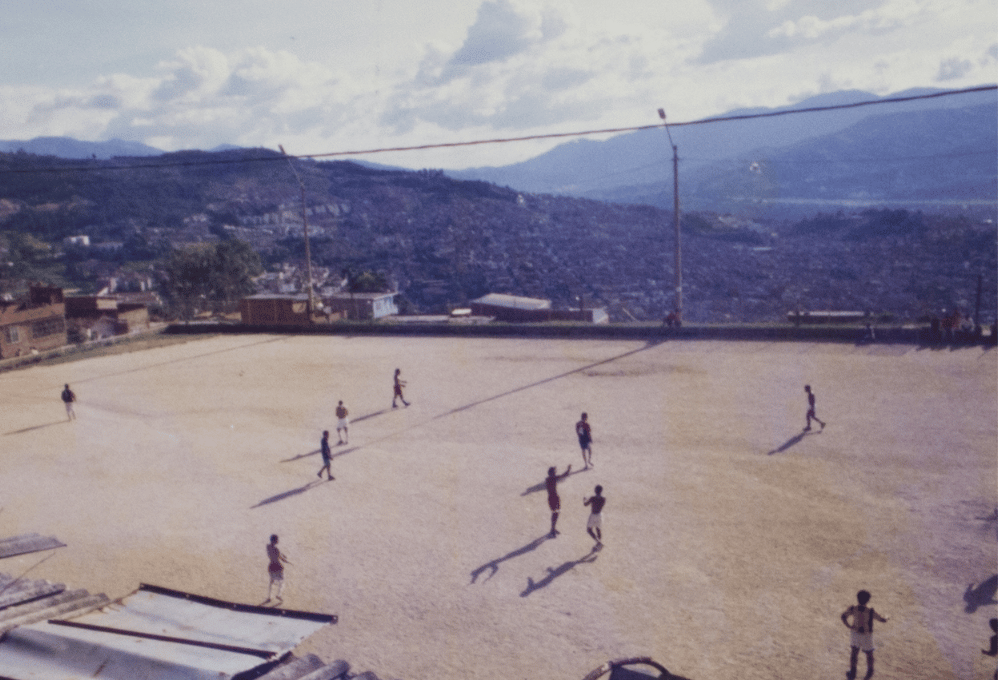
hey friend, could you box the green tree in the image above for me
[164,239,262,317]
[349,270,390,293]
[213,239,263,302]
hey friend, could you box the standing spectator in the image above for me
[804,385,825,431]
[335,400,349,445]
[61,384,77,421]
[576,412,593,469]
[317,430,334,481]
[583,485,605,549]
[840,589,889,679]
[392,368,410,408]
[545,464,572,537]
[265,534,291,604]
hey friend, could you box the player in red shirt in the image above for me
[545,464,572,537]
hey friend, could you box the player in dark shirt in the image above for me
[575,413,593,468]
[804,385,826,431]
[317,430,334,480]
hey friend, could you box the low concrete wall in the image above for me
[164,320,996,346]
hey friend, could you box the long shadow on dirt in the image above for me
[521,468,590,496]
[964,574,998,613]
[251,479,330,509]
[520,547,599,597]
[4,421,67,436]
[470,535,552,584]
[767,430,820,455]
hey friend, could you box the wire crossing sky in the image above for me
[3,84,993,176]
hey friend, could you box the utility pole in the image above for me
[658,109,682,324]
[975,272,982,330]
[279,145,316,320]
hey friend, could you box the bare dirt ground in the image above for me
[1,335,995,680]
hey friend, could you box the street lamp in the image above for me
[279,145,316,320]
[658,109,682,325]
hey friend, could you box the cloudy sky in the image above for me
[2,0,995,168]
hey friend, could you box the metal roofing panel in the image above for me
[472,293,551,310]
[0,533,66,559]
[68,585,334,654]
[0,620,257,680]
[0,584,336,680]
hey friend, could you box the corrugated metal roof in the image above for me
[471,293,551,310]
[0,584,336,680]
[0,533,66,559]
[0,574,65,610]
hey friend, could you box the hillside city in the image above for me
[1,151,996,326]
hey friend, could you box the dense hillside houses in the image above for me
[0,149,995,325]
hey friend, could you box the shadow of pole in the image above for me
[281,449,321,463]
[433,343,659,423]
[520,548,599,597]
[350,410,389,424]
[276,344,664,468]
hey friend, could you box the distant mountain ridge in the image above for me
[447,85,998,213]
[0,137,164,159]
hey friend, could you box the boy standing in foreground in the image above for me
[841,589,889,679]
[583,485,605,549]
[265,534,291,604]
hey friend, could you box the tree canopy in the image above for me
[164,239,261,314]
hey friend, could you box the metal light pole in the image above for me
[279,145,316,320]
[658,109,682,324]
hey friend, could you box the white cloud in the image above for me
[936,57,974,81]
[0,0,993,168]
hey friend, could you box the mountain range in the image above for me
[3,86,995,217]
[447,86,998,216]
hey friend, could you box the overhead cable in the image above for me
[0,84,994,174]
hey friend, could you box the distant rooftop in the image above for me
[471,293,551,310]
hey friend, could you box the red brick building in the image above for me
[0,285,67,359]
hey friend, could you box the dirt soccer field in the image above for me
[1,335,995,680]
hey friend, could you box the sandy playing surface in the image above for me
[1,335,995,680]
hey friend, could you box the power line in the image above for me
[0,84,994,175]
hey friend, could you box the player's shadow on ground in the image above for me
[964,574,998,613]
[251,479,329,509]
[4,421,67,436]
[470,535,551,584]
[767,430,819,455]
[520,548,599,597]
[521,468,589,496]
